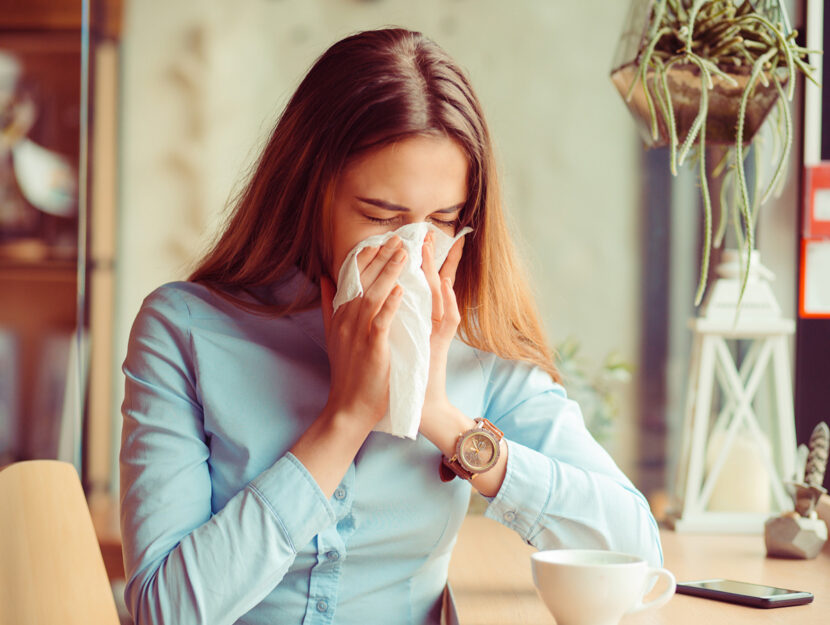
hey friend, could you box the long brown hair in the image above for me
[189,28,560,382]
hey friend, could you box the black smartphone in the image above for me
[676,578,814,608]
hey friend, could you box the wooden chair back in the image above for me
[0,460,120,625]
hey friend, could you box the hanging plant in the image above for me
[611,0,820,307]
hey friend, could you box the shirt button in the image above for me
[326,550,340,562]
[316,600,328,612]
[503,510,516,522]
[334,487,347,500]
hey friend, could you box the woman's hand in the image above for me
[319,236,407,430]
[417,230,507,497]
[418,231,467,440]
[291,237,407,497]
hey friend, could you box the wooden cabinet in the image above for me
[0,0,120,495]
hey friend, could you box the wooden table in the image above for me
[96,489,828,622]
[448,515,830,625]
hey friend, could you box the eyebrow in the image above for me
[356,196,464,214]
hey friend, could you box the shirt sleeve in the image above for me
[478,353,663,567]
[119,285,337,625]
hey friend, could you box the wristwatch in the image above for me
[439,418,504,482]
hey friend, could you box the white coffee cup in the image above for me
[530,549,676,625]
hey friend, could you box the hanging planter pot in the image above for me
[611,60,782,149]
[609,0,819,306]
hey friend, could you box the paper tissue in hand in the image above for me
[333,222,472,439]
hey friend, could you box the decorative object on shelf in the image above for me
[0,50,77,218]
[668,251,797,532]
[12,137,77,218]
[0,50,39,238]
[0,39,80,260]
[803,423,829,495]
[611,0,819,307]
[765,422,829,559]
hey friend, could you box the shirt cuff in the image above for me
[248,452,336,552]
[483,438,553,541]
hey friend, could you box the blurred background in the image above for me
[1,0,826,614]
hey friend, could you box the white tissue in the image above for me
[333,222,472,439]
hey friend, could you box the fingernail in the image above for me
[393,248,407,263]
[386,236,401,249]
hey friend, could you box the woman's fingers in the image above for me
[359,236,402,290]
[371,284,404,336]
[421,231,444,325]
[439,234,465,286]
[336,231,463,340]
[441,276,461,329]
[430,277,460,346]
[355,244,379,276]
[359,245,407,327]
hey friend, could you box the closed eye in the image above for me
[364,215,398,225]
[362,214,459,229]
[357,197,463,231]
[430,216,459,229]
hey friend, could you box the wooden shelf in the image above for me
[1,1,121,494]
[0,258,78,282]
[0,0,122,40]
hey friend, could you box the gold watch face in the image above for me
[458,431,498,472]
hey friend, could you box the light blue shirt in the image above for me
[119,270,662,625]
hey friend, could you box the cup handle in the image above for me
[626,567,676,614]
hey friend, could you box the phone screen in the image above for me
[677,579,814,608]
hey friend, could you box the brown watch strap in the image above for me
[440,456,473,482]
[478,418,504,440]
[439,418,504,482]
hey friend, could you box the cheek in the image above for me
[328,237,349,283]
[329,225,368,283]
[329,246,348,282]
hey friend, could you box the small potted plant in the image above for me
[610,0,820,307]
[765,422,829,559]
[555,337,632,446]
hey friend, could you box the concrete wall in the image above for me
[113,0,651,486]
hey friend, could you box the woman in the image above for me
[120,28,661,625]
